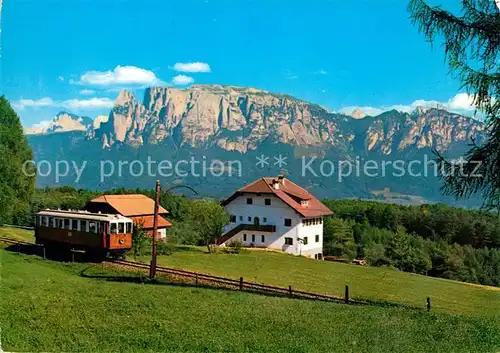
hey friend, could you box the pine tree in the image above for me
[0,96,36,223]
[408,0,500,209]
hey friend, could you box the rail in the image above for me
[0,235,428,310]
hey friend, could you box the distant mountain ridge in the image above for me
[25,85,487,206]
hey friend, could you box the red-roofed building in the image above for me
[219,176,332,258]
[84,194,172,239]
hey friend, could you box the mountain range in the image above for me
[26,85,486,206]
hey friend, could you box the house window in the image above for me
[261,235,265,243]
[230,215,237,223]
[284,218,292,227]
[243,234,247,241]
[263,217,267,223]
[284,237,293,245]
[239,216,243,221]
[265,198,271,205]
[315,234,320,242]
[248,216,252,222]
[252,234,255,242]
[303,237,308,245]
[246,198,253,204]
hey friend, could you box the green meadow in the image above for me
[2,249,500,353]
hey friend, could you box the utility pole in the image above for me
[149,180,160,279]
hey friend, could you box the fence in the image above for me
[0,235,430,311]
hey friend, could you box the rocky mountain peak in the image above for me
[350,108,366,119]
[25,111,93,135]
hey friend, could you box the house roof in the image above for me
[87,194,169,217]
[222,177,333,218]
[130,215,172,229]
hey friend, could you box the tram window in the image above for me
[41,217,48,227]
[80,220,87,232]
[89,222,97,233]
[64,219,70,229]
[118,223,124,234]
[49,217,54,227]
[110,223,117,234]
[57,219,64,229]
[126,223,132,233]
[72,220,78,230]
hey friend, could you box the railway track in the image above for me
[0,235,363,306]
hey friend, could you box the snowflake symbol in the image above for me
[256,155,270,168]
[274,154,288,168]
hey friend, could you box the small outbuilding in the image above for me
[84,194,172,239]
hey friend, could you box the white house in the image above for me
[219,175,333,259]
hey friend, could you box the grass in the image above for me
[0,226,35,242]
[1,226,499,317]
[133,246,500,317]
[2,249,500,353]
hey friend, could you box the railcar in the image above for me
[35,209,133,258]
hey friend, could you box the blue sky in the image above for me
[1,0,479,127]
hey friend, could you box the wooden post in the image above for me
[149,180,161,279]
[345,285,349,304]
[72,250,75,263]
[288,285,292,296]
[426,297,431,312]
[17,242,20,254]
[195,274,198,286]
[42,246,46,259]
[239,277,243,290]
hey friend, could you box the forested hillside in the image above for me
[323,200,500,287]
[11,187,500,287]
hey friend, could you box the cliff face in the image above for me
[95,85,485,155]
[362,109,485,155]
[96,85,348,153]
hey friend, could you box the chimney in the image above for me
[272,179,280,190]
[278,174,285,185]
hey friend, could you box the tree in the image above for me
[0,96,36,223]
[188,199,230,253]
[408,0,500,209]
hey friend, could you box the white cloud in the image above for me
[75,65,164,86]
[172,75,194,85]
[315,69,328,75]
[13,97,54,110]
[58,76,65,82]
[60,98,114,109]
[173,62,211,73]
[13,97,114,111]
[79,89,96,96]
[339,93,480,118]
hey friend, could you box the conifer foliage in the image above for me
[409,0,500,209]
[0,96,36,223]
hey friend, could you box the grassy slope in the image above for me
[0,227,35,242]
[2,249,500,353]
[1,227,498,317]
[135,247,500,317]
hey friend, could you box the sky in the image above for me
[0,0,485,128]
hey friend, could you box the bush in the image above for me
[223,240,245,254]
